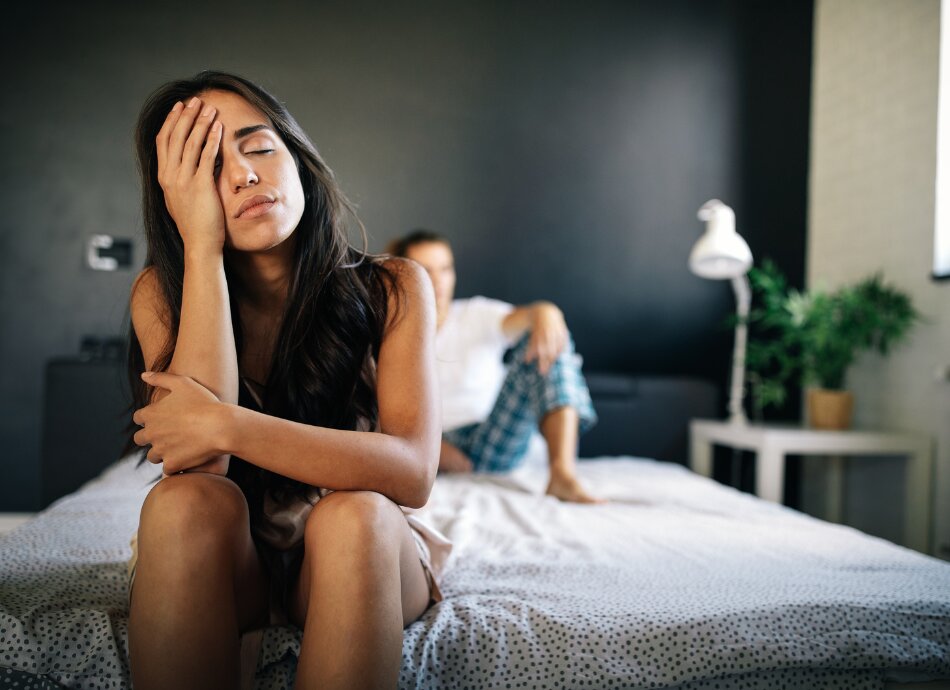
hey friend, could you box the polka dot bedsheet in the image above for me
[1,454,948,689]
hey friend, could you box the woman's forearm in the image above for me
[164,251,238,471]
[168,251,239,403]
[217,404,437,508]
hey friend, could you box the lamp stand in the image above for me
[728,275,751,425]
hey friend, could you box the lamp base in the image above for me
[727,410,749,426]
[726,275,751,429]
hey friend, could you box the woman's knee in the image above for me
[134,474,268,630]
[303,490,400,551]
[139,472,249,543]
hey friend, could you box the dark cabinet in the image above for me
[41,359,133,507]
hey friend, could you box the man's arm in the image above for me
[501,301,568,375]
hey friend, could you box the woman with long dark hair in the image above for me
[125,71,448,689]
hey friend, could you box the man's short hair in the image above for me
[386,228,451,257]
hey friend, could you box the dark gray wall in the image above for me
[0,0,812,510]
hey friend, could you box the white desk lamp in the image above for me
[689,199,753,425]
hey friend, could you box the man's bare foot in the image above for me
[439,439,474,473]
[545,473,607,504]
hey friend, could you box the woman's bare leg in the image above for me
[289,490,432,690]
[128,473,269,690]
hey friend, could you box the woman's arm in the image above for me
[135,262,439,505]
[131,256,237,474]
[210,259,440,507]
[131,97,237,475]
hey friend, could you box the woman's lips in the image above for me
[238,200,276,219]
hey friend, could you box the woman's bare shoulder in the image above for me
[376,256,434,334]
[131,265,159,299]
[377,256,429,294]
[130,266,171,328]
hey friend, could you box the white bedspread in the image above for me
[1,454,948,689]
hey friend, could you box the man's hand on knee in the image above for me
[439,439,473,474]
[502,301,568,375]
[524,302,567,375]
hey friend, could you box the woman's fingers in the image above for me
[181,102,217,173]
[166,96,204,173]
[198,120,223,176]
[133,428,148,446]
[155,101,184,183]
[141,370,186,392]
[154,95,227,249]
[155,97,215,185]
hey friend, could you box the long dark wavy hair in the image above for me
[123,71,399,543]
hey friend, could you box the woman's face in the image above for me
[197,89,306,253]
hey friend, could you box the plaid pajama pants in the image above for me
[442,334,597,473]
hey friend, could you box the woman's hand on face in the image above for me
[156,96,226,256]
[132,371,230,475]
[525,302,568,375]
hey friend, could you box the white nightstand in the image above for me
[689,419,933,553]
[0,513,35,535]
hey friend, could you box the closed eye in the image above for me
[211,150,272,177]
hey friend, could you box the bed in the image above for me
[2,375,949,689]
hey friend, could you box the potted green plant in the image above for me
[743,261,920,429]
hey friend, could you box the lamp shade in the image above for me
[689,199,752,279]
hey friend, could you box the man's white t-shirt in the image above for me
[436,296,517,431]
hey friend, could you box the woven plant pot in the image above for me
[807,388,854,430]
